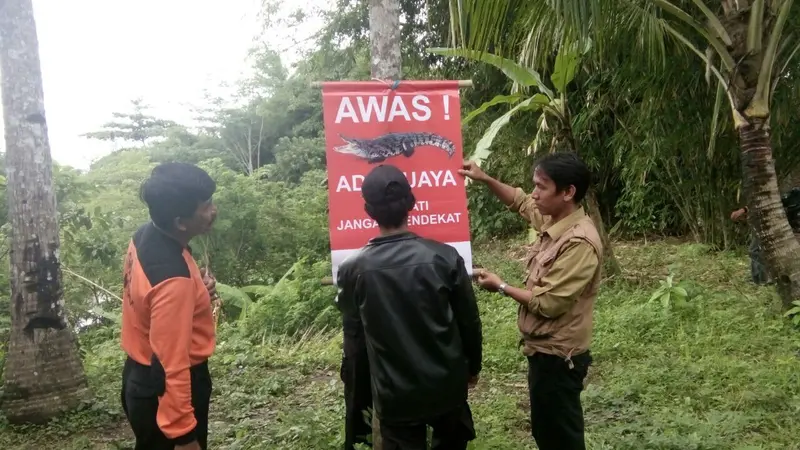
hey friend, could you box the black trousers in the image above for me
[527,351,592,450]
[379,402,476,450]
[341,333,374,449]
[121,357,213,450]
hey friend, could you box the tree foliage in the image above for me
[82,98,178,145]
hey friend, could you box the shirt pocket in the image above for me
[522,240,545,286]
[517,303,536,336]
[530,247,559,286]
[518,303,554,339]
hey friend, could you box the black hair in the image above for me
[364,182,416,228]
[139,162,216,230]
[533,152,591,203]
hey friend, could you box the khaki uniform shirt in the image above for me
[508,188,603,361]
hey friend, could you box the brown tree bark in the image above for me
[0,0,89,423]
[585,190,621,278]
[369,0,401,81]
[739,120,800,307]
[366,0,402,446]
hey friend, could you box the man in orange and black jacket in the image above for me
[120,162,219,450]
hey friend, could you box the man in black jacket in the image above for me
[335,164,483,450]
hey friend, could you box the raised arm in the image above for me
[459,161,546,231]
[730,207,747,222]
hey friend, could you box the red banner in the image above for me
[321,80,473,280]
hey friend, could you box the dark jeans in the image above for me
[749,235,771,285]
[527,351,592,450]
[380,402,476,450]
[341,333,374,449]
[121,357,212,450]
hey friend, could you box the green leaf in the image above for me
[551,48,580,93]
[661,292,671,309]
[462,94,523,125]
[672,286,688,298]
[688,0,734,46]
[580,37,594,56]
[89,306,121,325]
[784,306,800,317]
[240,284,273,300]
[707,81,724,158]
[748,0,793,116]
[747,0,765,52]
[520,93,551,112]
[469,96,536,167]
[653,0,735,71]
[216,282,253,322]
[649,288,666,303]
[427,47,544,88]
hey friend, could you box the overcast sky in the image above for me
[1,0,325,170]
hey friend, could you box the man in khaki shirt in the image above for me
[460,152,602,450]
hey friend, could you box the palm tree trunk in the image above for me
[585,190,621,277]
[0,0,89,423]
[739,121,800,307]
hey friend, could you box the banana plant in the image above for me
[216,282,253,322]
[427,42,586,168]
[428,43,623,276]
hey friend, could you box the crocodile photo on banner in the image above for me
[333,132,456,163]
[319,80,473,282]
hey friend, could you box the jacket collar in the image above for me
[542,206,587,240]
[149,221,193,254]
[368,230,418,245]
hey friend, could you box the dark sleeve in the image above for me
[781,188,800,208]
[335,262,362,336]
[449,255,483,377]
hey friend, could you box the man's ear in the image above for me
[173,216,188,232]
[563,185,577,202]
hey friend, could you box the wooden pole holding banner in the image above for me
[361,0,404,446]
[322,268,481,286]
[309,80,475,88]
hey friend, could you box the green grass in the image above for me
[2,238,800,449]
